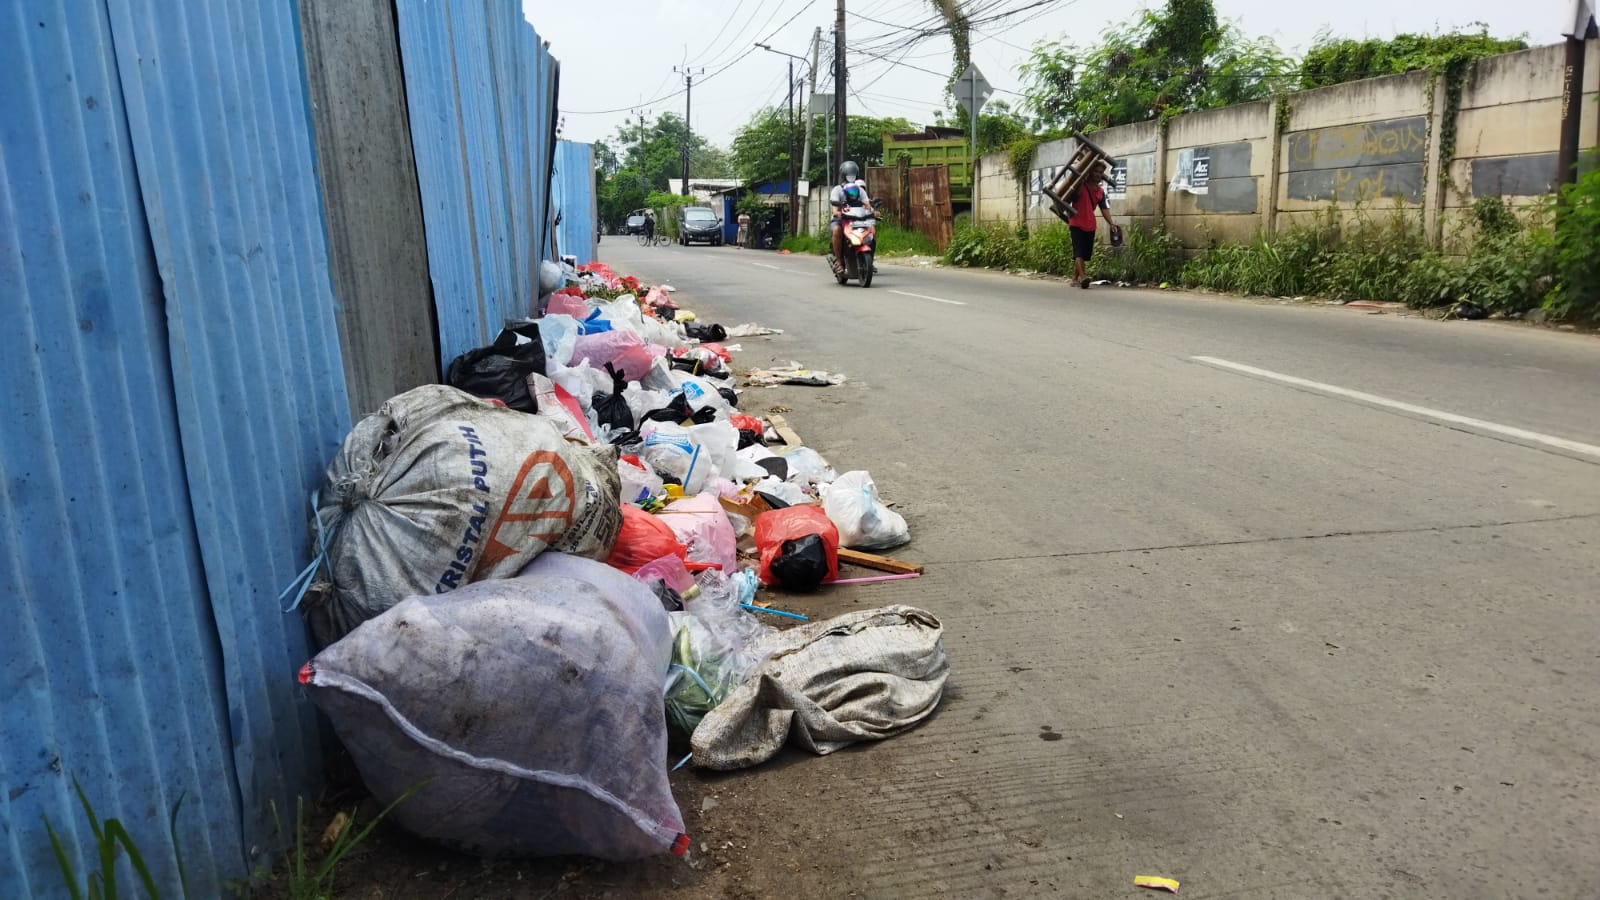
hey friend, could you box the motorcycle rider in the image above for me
[829,161,873,267]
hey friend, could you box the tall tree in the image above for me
[732,108,917,186]
[928,0,972,99]
[1019,0,1292,133]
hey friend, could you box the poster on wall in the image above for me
[1107,158,1128,199]
[1169,147,1210,195]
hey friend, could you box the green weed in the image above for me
[44,779,188,900]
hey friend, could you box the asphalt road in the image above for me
[591,240,1600,900]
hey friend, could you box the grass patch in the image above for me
[947,199,1576,319]
[779,220,943,257]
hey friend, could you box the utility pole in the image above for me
[673,65,704,196]
[1557,5,1597,187]
[834,0,847,176]
[801,27,821,186]
[787,57,800,237]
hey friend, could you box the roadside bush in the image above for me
[1550,156,1600,322]
[946,221,1026,269]
[1089,223,1185,285]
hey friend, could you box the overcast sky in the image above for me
[526,0,1560,150]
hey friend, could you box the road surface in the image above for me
[357,242,1600,899]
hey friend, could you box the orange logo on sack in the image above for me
[478,451,576,568]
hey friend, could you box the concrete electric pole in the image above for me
[674,65,705,196]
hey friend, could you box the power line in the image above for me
[562,0,820,116]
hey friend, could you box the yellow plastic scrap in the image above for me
[674,309,697,323]
[1134,875,1179,893]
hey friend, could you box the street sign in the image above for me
[809,93,835,115]
[953,63,993,119]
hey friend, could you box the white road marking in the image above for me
[889,289,967,306]
[1192,356,1600,460]
[751,262,784,270]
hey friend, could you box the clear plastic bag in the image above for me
[782,447,837,489]
[664,568,776,739]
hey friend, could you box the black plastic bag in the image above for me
[736,429,762,450]
[771,534,830,591]
[718,387,739,408]
[641,394,693,423]
[685,322,727,342]
[591,363,634,432]
[444,323,546,412]
[756,457,789,481]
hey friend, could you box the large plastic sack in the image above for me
[640,422,730,495]
[822,471,910,550]
[755,505,839,588]
[658,492,738,574]
[444,324,546,412]
[573,329,658,382]
[691,606,949,770]
[302,555,687,859]
[307,386,622,645]
[538,314,580,367]
[606,504,686,574]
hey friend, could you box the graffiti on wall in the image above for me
[1286,116,1428,171]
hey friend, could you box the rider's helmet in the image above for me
[842,184,863,205]
[839,160,861,183]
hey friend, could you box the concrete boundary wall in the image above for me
[972,39,1600,248]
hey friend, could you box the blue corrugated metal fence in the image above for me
[3,0,576,893]
[3,0,350,893]
[395,0,558,367]
[553,140,598,265]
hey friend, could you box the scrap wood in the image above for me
[766,414,805,448]
[1135,876,1180,893]
[718,496,772,520]
[837,548,924,575]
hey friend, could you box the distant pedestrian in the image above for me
[737,211,751,248]
[1070,163,1116,289]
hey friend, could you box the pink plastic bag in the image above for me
[545,292,589,318]
[658,492,737,575]
[573,330,658,382]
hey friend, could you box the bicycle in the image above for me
[636,229,665,247]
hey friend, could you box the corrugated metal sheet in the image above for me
[553,140,598,265]
[299,0,440,418]
[2,0,351,893]
[397,0,558,366]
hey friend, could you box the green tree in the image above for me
[732,110,916,186]
[1019,0,1292,132]
[1298,27,1527,90]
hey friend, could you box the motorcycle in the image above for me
[828,207,876,288]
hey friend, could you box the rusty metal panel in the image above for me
[865,166,903,224]
[909,167,955,249]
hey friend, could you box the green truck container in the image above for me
[881,126,972,206]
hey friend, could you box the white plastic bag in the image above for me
[538,314,580,368]
[670,372,731,415]
[640,421,734,494]
[304,554,684,860]
[624,384,671,424]
[619,455,665,504]
[823,470,910,550]
[752,476,809,507]
[782,447,837,489]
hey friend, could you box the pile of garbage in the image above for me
[290,259,948,862]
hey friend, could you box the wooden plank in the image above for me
[837,547,924,575]
[766,413,804,448]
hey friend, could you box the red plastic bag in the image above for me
[729,414,765,435]
[606,505,686,574]
[755,506,838,587]
[700,343,732,363]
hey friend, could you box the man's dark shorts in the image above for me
[1070,225,1095,261]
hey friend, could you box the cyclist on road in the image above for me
[642,210,656,245]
